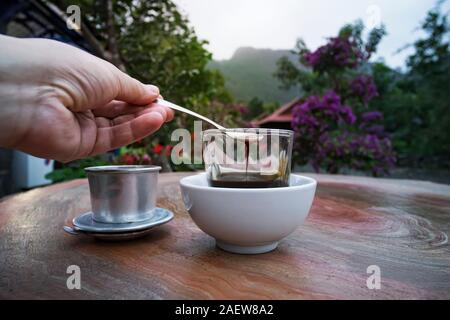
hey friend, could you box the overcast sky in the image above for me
[173,0,448,69]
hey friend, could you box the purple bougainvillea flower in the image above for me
[340,105,357,124]
[361,111,383,123]
[349,75,379,103]
[303,36,364,71]
[291,90,394,175]
[291,33,394,176]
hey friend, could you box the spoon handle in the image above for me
[156,98,226,130]
[63,225,81,235]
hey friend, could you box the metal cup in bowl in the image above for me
[84,165,161,224]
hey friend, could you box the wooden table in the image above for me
[1,172,450,299]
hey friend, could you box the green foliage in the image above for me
[407,8,449,73]
[45,157,109,183]
[244,97,280,121]
[406,5,450,162]
[371,4,450,166]
[245,97,264,120]
[370,63,421,158]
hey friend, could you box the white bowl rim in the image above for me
[180,173,316,193]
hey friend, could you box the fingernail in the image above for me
[145,84,159,96]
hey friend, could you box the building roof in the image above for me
[251,97,302,127]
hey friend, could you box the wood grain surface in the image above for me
[0,172,449,299]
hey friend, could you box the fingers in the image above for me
[163,106,175,122]
[111,106,168,126]
[112,67,160,105]
[92,100,146,118]
[149,104,175,123]
[153,96,175,122]
[92,100,175,123]
[91,112,165,155]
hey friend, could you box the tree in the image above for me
[246,97,264,120]
[370,3,450,166]
[405,3,450,162]
[275,21,395,176]
[369,62,421,162]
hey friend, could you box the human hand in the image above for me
[0,35,174,162]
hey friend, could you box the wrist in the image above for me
[0,83,41,149]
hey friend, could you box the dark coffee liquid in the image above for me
[209,172,288,188]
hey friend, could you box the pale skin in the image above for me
[0,35,174,162]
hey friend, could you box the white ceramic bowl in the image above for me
[179,173,317,254]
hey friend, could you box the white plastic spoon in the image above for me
[155,98,226,130]
[156,98,264,141]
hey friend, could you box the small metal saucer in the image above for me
[64,224,166,241]
[72,207,174,233]
[86,228,160,241]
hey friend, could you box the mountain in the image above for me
[209,47,302,104]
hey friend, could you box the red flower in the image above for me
[122,153,136,165]
[165,145,173,157]
[153,144,164,155]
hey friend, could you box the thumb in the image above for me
[113,68,160,105]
